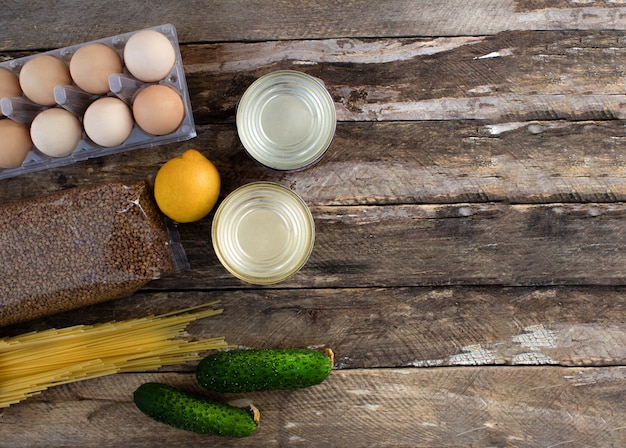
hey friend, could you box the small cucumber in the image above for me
[196,348,334,393]
[133,382,259,437]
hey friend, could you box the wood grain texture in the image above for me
[1,3,625,447]
[3,126,626,288]
[2,120,626,206]
[1,368,624,447]
[2,1,626,49]
[181,31,626,124]
[3,287,623,368]
[145,202,626,288]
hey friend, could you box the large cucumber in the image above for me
[133,382,259,437]
[196,348,334,393]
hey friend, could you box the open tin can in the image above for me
[211,182,315,284]
[236,70,336,171]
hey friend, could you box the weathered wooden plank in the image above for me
[3,32,626,201]
[309,202,626,287]
[3,132,626,287]
[142,201,626,288]
[2,120,626,206]
[4,173,626,288]
[182,31,626,123]
[1,367,624,447]
[0,3,623,447]
[4,287,623,368]
[2,1,626,50]
[316,121,626,205]
[6,31,626,125]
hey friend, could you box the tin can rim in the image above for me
[236,70,336,171]
[211,181,315,284]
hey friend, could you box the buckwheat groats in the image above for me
[0,182,188,327]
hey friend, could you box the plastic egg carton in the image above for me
[0,23,196,180]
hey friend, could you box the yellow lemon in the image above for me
[154,149,221,223]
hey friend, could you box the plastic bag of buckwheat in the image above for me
[0,181,189,327]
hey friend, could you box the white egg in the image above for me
[83,97,134,147]
[30,108,82,158]
[123,30,176,82]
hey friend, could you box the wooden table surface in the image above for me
[1,2,625,447]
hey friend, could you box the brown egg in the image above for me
[132,85,184,135]
[0,119,32,169]
[0,67,22,99]
[19,55,72,106]
[69,43,123,94]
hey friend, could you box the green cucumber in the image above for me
[196,348,334,393]
[133,382,259,437]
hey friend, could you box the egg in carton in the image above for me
[0,23,196,180]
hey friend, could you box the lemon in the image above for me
[154,149,221,223]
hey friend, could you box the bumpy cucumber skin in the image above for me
[196,348,333,393]
[133,382,258,437]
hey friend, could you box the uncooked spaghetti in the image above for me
[0,302,230,408]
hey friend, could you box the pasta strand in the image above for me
[0,302,230,408]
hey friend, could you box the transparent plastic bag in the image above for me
[0,181,189,327]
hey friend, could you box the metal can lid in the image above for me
[236,70,336,171]
[211,182,315,284]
